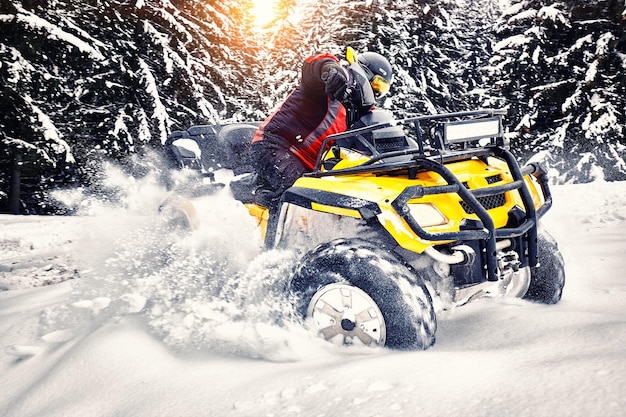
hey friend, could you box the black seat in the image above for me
[217,124,258,175]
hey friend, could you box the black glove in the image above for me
[321,64,348,100]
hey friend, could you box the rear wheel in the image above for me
[524,230,565,304]
[290,238,436,350]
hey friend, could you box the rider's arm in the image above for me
[301,53,342,97]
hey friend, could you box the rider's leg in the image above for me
[250,142,307,248]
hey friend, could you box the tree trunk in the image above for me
[9,151,21,215]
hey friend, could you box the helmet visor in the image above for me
[371,74,390,98]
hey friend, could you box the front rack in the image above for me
[310,108,508,174]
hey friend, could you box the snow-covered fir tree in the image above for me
[0,0,246,212]
[1,0,624,213]
[485,0,626,182]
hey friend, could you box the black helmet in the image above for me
[347,47,393,98]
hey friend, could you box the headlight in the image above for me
[407,203,448,227]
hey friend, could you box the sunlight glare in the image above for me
[250,0,279,28]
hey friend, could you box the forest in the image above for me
[0,0,624,214]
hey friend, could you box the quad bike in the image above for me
[164,108,565,350]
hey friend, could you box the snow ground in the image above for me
[1,175,625,417]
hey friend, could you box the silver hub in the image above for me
[307,283,386,347]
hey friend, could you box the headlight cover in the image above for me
[407,203,448,228]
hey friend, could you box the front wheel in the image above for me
[524,230,566,304]
[290,238,436,350]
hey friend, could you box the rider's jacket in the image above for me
[252,53,363,170]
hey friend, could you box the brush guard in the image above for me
[389,154,552,282]
[303,109,553,283]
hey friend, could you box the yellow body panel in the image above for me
[245,203,269,240]
[289,156,546,254]
[310,202,362,218]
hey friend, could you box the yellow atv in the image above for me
[165,109,565,350]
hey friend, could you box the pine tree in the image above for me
[230,0,302,119]
[486,0,626,182]
[456,0,504,109]
[3,0,624,213]
[0,0,242,212]
[262,0,472,117]
[331,0,471,116]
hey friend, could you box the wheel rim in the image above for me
[306,283,386,347]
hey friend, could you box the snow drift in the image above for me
[1,170,625,416]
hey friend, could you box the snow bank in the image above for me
[1,177,625,417]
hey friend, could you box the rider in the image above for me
[251,47,394,201]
